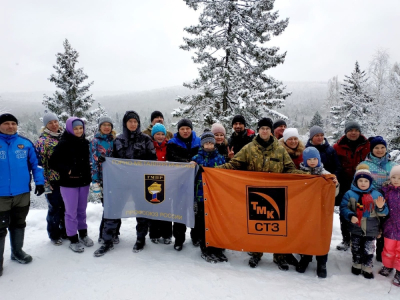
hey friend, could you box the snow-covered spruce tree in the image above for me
[43,39,105,137]
[330,61,373,137]
[174,0,291,130]
[309,111,323,129]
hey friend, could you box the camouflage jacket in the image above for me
[217,136,306,174]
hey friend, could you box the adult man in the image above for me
[228,115,255,155]
[0,113,44,276]
[333,121,370,251]
[218,117,306,270]
[142,111,173,140]
[273,119,287,140]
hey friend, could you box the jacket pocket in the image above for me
[365,217,380,237]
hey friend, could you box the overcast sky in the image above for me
[1,0,399,93]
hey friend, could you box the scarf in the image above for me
[356,193,375,226]
[44,128,62,138]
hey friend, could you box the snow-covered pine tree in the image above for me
[174,0,291,130]
[309,111,323,128]
[330,61,373,137]
[43,39,103,136]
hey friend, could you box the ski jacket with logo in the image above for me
[0,132,44,196]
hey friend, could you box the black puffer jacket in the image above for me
[49,131,91,187]
[228,128,255,154]
[114,110,157,160]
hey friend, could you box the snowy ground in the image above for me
[1,194,399,300]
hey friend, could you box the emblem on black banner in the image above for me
[145,174,165,204]
[246,186,288,236]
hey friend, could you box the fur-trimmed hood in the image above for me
[278,137,305,158]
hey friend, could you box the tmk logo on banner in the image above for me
[145,174,165,204]
[246,186,288,236]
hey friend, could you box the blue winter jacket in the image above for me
[340,182,388,237]
[192,148,225,202]
[0,132,44,196]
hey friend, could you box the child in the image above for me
[49,117,94,253]
[298,147,339,278]
[378,165,400,286]
[148,123,173,245]
[191,131,226,263]
[91,117,121,257]
[340,164,388,279]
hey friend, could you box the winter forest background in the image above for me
[1,0,400,156]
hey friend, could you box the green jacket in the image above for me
[217,136,306,174]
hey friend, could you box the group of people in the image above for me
[0,111,399,287]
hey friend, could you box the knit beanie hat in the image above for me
[151,111,164,122]
[98,116,114,129]
[283,128,299,142]
[368,136,387,152]
[309,125,324,139]
[273,119,287,130]
[72,120,84,128]
[354,164,373,185]
[151,123,167,137]
[177,118,193,130]
[302,147,321,167]
[200,131,216,146]
[390,165,400,178]
[231,115,246,126]
[0,113,18,125]
[257,117,273,132]
[43,112,59,127]
[125,111,140,123]
[345,121,361,133]
[211,123,226,136]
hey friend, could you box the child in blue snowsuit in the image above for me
[191,131,226,263]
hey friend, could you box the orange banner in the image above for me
[202,168,336,255]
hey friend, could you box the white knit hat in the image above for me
[283,128,299,142]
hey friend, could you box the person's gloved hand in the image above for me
[35,185,45,196]
[98,155,106,163]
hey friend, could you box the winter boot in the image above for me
[69,242,84,253]
[163,238,172,245]
[215,249,228,262]
[94,242,114,257]
[201,249,218,264]
[112,235,120,244]
[192,239,200,247]
[78,229,94,247]
[249,256,261,268]
[51,238,63,246]
[351,264,362,276]
[9,228,32,264]
[0,235,5,276]
[133,239,145,253]
[317,262,327,278]
[286,254,298,267]
[362,270,374,279]
[378,266,393,277]
[273,254,289,271]
[336,240,350,251]
[151,238,160,244]
[296,256,310,273]
[393,270,400,287]
[174,243,183,251]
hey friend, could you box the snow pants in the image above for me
[149,220,172,240]
[45,185,66,240]
[136,217,150,240]
[0,192,30,237]
[382,238,400,271]
[60,186,89,237]
[351,235,375,273]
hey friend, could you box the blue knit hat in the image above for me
[151,123,167,137]
[369,136,387,152]
[303,147,321,167]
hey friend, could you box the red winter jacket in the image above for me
[153,140,168,161]
[333,135,370,203]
